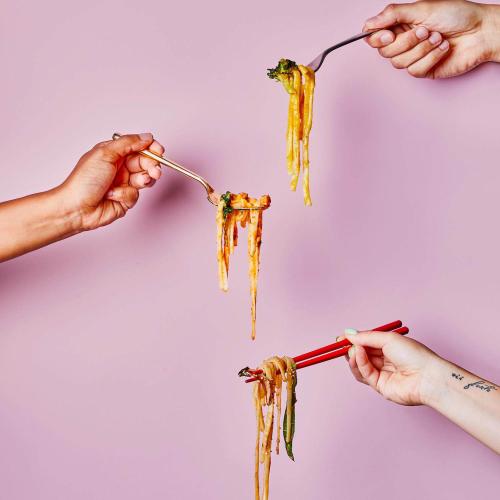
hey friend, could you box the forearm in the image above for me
[423,357,500,454]
[0,188,82,262]
[482,3,500,63]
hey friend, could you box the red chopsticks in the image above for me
[243,320,409,383]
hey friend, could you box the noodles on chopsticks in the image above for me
[240,357,298,500]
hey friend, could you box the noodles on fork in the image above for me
[268,60,315,206]
[216,192,271,339]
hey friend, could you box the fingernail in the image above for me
[143,174,151,185]
[139,132,153,141]
[106,190,114,198]
[344,328,358,336]
[380,33,393,45]
[429,32,441,45]
[348,346,356,358]
[415,26,429,40]
[439,39,449,51]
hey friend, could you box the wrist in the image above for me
[419,355,454,409]
[481,3,500,63]
[48,186,85,235]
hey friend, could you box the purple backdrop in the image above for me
[0,0,499,499]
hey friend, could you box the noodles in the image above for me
[287,65,315,205]
[298,66,315,206]
[251,356,297,500]
[216,192,271,339]
[268,60,315,205]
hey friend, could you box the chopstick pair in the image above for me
[241,320,409,383]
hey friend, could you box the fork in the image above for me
[112,133,267,210]
[307,30,380,72]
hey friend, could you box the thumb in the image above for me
[346,331,400,349]
[96,133,155,162]
[364,3,426,30]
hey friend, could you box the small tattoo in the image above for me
[452,372,464,381]
[463,380,497,393]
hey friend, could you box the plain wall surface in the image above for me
[0,0,499,499]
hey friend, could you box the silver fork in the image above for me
[112,133,267,210]
[307,30,379,72]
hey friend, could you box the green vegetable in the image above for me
[267,58,297,81]
[220,191,234,219]
[283,364,297,461]
[267,59,297,94]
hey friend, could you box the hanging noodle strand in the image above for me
[216,193,271,339]
[251,356,297,500]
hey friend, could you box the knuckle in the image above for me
[91,144,108,159]
[378,47,390,58]
[130,189,140,203]
[368,35,379,48]
[384,3,396,15]
[387,332,402,343]
[407,66,425,78]
[391,58,406,69]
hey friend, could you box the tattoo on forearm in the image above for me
[463,380,497,392]
[451,373,498,393]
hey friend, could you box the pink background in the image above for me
[1,0,499,498]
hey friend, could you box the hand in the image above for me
[58,133,165,231]
[344,330,442,405]
[364,0,500,79]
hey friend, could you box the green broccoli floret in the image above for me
[267,58,297,81]
[220,191,234,219]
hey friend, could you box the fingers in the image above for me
[124,139,164,182]
[346,331,400,350]
[368,22,450,78]
[366,29,395,48]
[105,186,140,209]
[129,172,153,189]
[95,133,154,162]
[406,39,450,78]
[364,2,427,31]
[346,352,368,385]
[389,31,443,68]
[353,345,380,390]
[378,26,429,58]
[148,140,165,159]
[136,140,164,172]
[140,140,164,179]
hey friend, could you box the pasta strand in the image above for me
[216,193,271,339]
[251,356,298,500]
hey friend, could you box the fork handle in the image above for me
[112,133,215,196]
[323,30,379,57]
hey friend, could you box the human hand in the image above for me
[344,329,443,406]
[58,133,165,231]
[364,0,500,78]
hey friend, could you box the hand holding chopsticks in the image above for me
[240,320,409,383]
